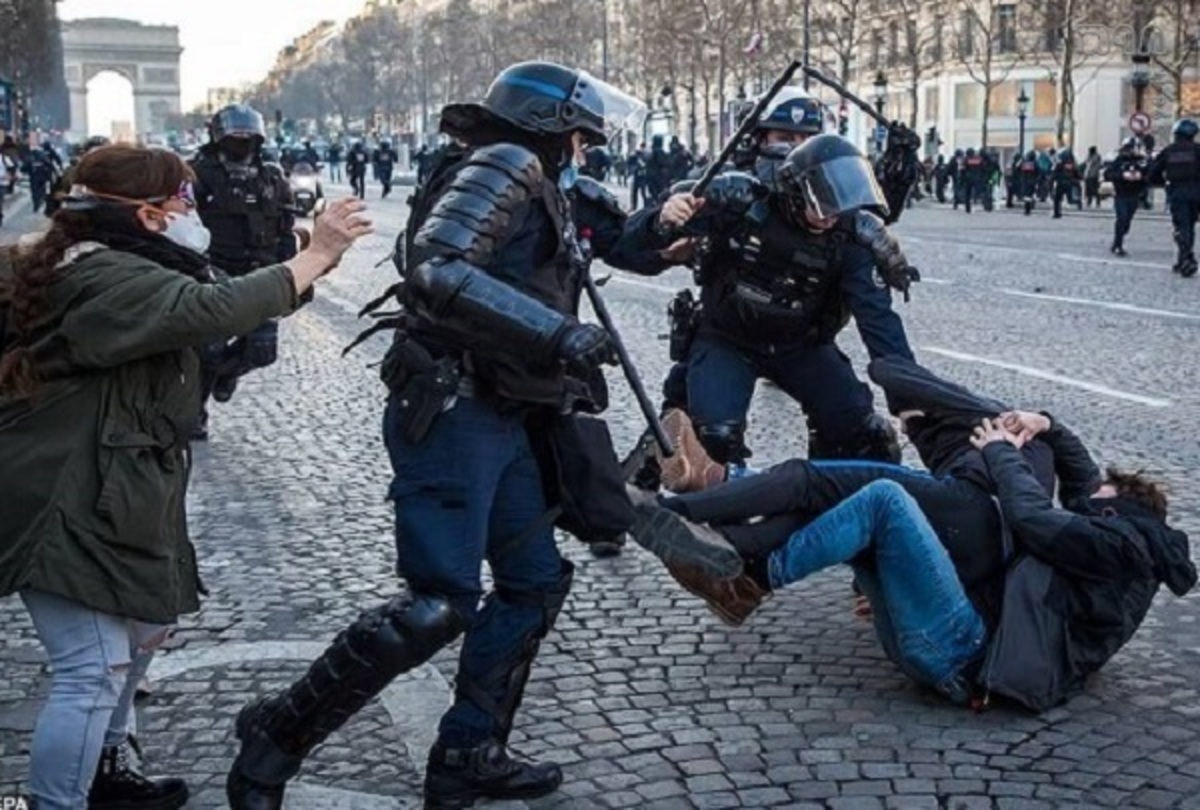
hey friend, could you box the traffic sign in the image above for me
[875,125,888,141]
[1129,112,1152,134]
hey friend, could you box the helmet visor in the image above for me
[796,155,887,219]
[573,72,648,145]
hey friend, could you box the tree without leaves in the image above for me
[955,0,1025,149]
[1146,0,1200,118]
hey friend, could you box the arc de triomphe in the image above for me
[61,18,183,139]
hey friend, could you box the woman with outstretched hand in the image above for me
[0,144,370,810]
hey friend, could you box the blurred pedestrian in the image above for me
[1083,146,1102,207]
[1105,138,1147,257]
[373,139,398,198]
[1050,148,1081,219]
[347,140,369,199]
[1147,119,1200,276]
[327,140,343,182]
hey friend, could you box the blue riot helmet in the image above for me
[778,133,888,224]
[439,61,646,149]
[1173,118,1198,141]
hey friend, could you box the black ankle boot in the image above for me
[423,740,563,809]
[88,737,188,810]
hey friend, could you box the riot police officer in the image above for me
[1014,150,1042,215]
[346,139,370,198]
[373,139,399,198]
[960,148,986,213]
[625,127,916,479]
[1050,148,1081,218]
[190,104,296,440]
[1148,119,1200,276]
[226,61,645,809]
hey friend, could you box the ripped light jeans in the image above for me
[19,590,169,810]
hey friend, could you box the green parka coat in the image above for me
[0,242,298,624]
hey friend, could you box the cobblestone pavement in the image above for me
[3,185,1200,809]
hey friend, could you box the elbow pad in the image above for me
[408,258,568,365]
[854,210,919,299]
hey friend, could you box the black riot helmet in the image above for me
[777,134,888,222]
[439,61,645,149]
[210,104,266,144]
[1057,148,1076,163]
[82,135,110,153]
[1173,118,1198,141]
[1120,137,1139,153]
[965,147,977,157]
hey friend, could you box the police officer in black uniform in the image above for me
[1148,119,1200,277]
[226,61,647,810]
[1050,148,1081,219]
[623,115,917,475]
[190,104,296,440]
[373,139,399,198]
[1105,138,1148,257]
[959,148,985,213]
[346,139,370,199]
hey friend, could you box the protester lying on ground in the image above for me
[628,357,1196,710]
[0,143,371,809]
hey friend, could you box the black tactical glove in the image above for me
[556,322,617,376]
[854,210,920,301]
[704,171,769,215]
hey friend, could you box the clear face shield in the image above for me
[573,72,648,146]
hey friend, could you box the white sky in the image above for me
[60,0,366,134]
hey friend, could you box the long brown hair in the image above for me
[0,145,195,397]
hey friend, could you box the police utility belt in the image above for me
[380,336,472,444]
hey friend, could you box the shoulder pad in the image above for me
[412,143,544,266]
[572,175,623,217]
[469,143,544,192]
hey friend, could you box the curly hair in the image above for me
[1104,467,1169,520]
[0,145,194,398]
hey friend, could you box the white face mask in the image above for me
[161,210,211,254]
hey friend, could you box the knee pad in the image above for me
[349,593,469,672]
[696,421,748,466]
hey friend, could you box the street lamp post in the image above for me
[1017,87,1029,156]
[803,0,811,90]
[1131,52,1151,114]
[872,71,888,155]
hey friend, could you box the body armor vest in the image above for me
[406,145,590,409]
[1163,143,1200,186]
[700,203,850,346]
[193,153,285,275]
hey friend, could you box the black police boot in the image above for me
[424,565,573,809]
[226,595,468,810]
[212,373,239,403]
[1182,255,1198,278]
[1111,243,1127,257]
[423,739,562,809]
[620,428,662,492]
[588,533,626,558]
[89,737,189,810]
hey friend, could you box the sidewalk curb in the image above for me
[910,198,1169,221]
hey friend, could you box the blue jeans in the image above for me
[384,396,567,747]
[19,591,166,809]
[767,480,987,690]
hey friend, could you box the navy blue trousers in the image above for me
[384,396,565,747]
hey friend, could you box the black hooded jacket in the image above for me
[982,441,1196,679]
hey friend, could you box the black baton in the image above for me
[582,274,674,457]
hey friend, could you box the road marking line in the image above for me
[610,274,677,293]
[921,346,1172,407]
[1054,252,1169,270]
[999,288,1200,321]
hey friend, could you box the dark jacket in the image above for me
[0,244,298,623]
[982,441,1196,685]
[1104,153,1148,198]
